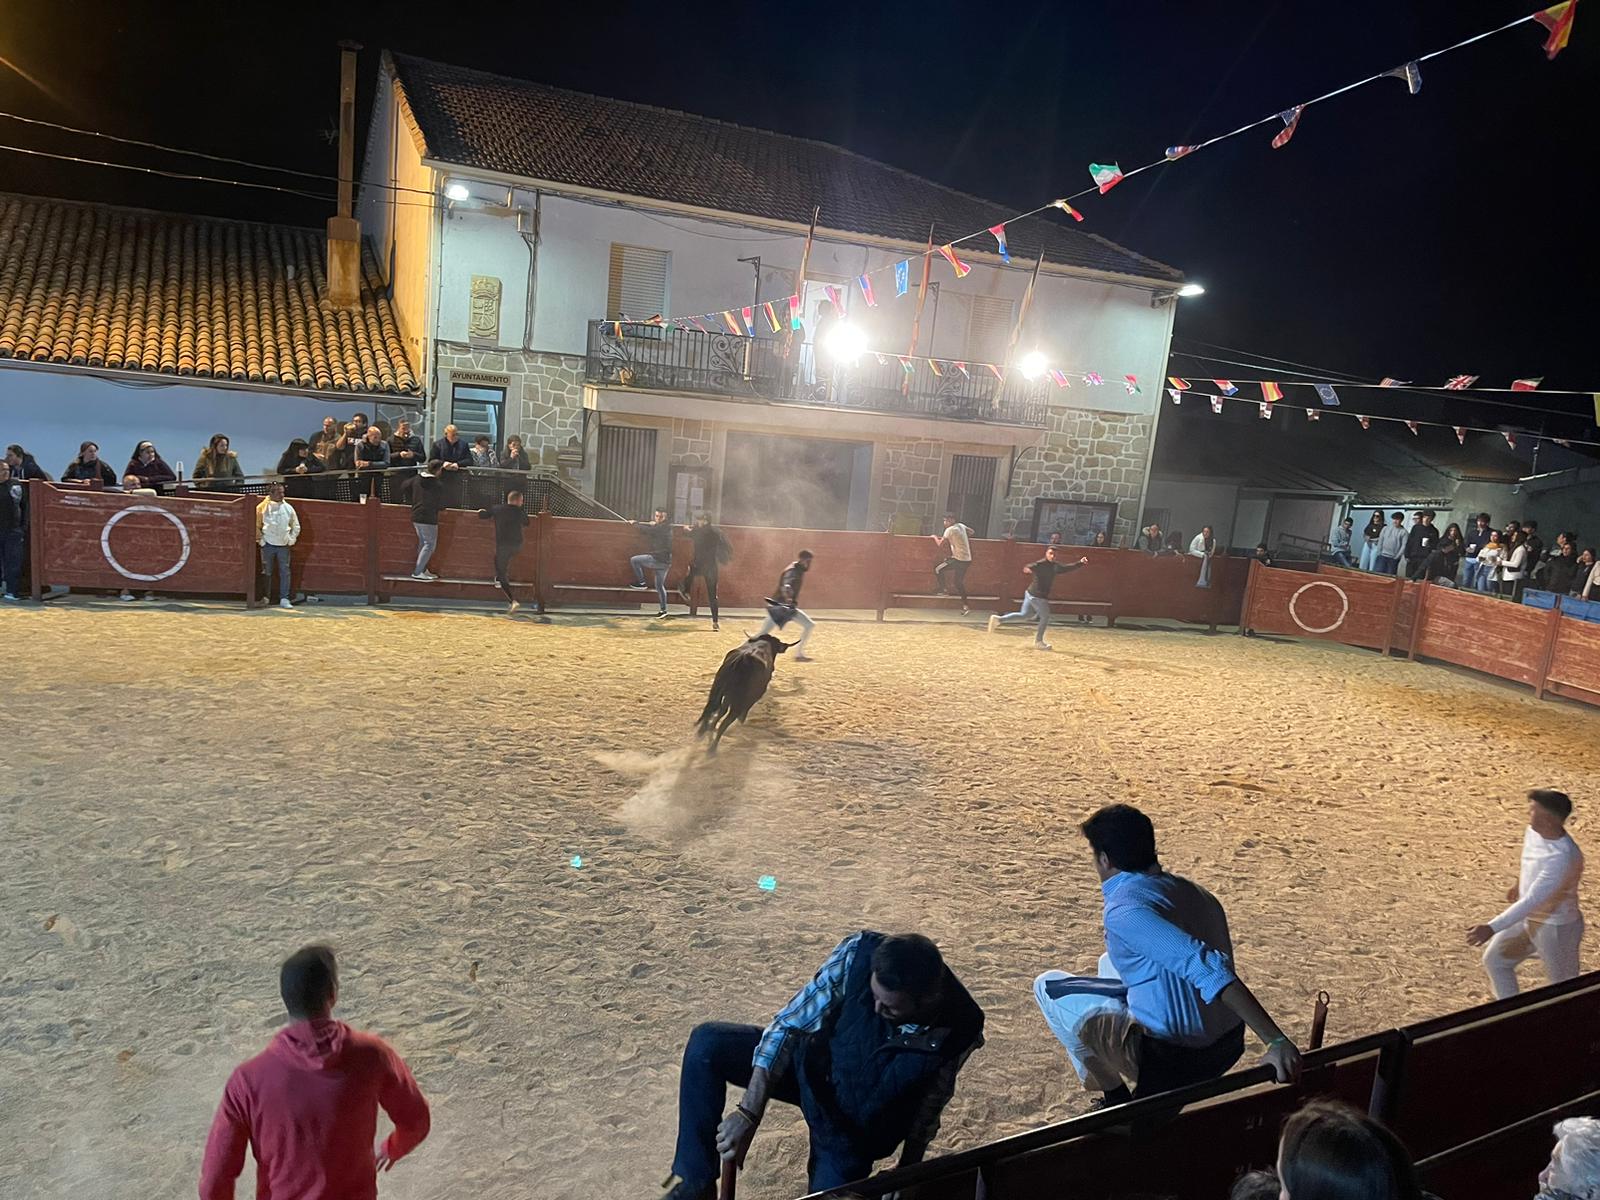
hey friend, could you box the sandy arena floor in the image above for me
[2,599,1596,1199]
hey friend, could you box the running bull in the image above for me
[696,634,791,752]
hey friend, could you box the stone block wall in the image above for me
[669,418,713,467]
[435,343,585,468]
[1004,406,1153,542]
[876,438,944,530]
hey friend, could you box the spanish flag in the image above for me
[1261,381,1284,403]
[937,244,972,278]
[1535,1,1577,59]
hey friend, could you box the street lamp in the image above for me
[444,181,470,202]
[1019,350,1048,380]
[823,322,869,363]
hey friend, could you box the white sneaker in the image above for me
[508,600,521,614]
[120,590,136,601]
[279,599,293,610]
[1035,641,1053,651]
[986,615,1000,634]
[794,653,814,662]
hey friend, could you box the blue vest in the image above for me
[794,931,984,1158]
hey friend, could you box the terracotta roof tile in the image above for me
[388,52,1183,286]
[0,192,419,396]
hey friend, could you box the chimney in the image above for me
[326,40,363,310]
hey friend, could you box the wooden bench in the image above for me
[378,574,535,603]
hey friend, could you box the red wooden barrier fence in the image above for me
[1242,560,1600,711]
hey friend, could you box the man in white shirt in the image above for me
[1468,789,1585,999]
[256,482,301,610]
[932,512,974,615]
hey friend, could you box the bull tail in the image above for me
[696,680,726,737]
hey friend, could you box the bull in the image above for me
[695,634,792,752]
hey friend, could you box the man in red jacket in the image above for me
[199,945,431,1200]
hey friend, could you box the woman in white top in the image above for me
[1497,530,1530,599]
[1188,526,1217,589]
[1474,531,1505,593]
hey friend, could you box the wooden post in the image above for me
[1405,580,1430,661]
[28,479,45,601]
[1238,557,1261,636]
[874,525,894,621]
[534,500,550,614]
[243,495,258,609]
[1534,602,1565,701]
[364,494,381,605]
[1380,574,1405,657]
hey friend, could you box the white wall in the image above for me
[358,69,433,372]
[1144,479,1241,547]
[0,366,379,477]
[432,189,1173,420]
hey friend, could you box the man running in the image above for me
[1468,789,1585,998]
[987,545,1088,650]
[477,490,529,614]
[678,513,730,632]
[932,512,974,615]
[758,550,815,661]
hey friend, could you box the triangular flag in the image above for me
[1210,395,1225,414]
[1049,369,1071,388]
[1534,1,1577,59]
[1165,145,1199,160]
[1259,402,1274,419]
[987,363,1005,380]
[1445,374,1479,390]
[1305,408,1321,421]
[1454,426,1467,445]
[1214,379,1239,396]
[1358,415,1372,430]
[689,316,710,333]
[1271,106,1304,149]
[1382,61,1423,94]
[762,301,782,333]
[857,274,877,307]
[721,311,744,336]
[1168,388,1183,405]
[741,306,756,335]
[1051,199,1085,222]
[1406,420,1420,435]
[823,285,843,314]
[1503,430,1519,449]
[1379,377,1409,387]
[1168,377,1191,390]
[897,356,915,373]
[937,244,972,278]
[928,359,944,377]
[1511,377,1543,391]
[988,224,1011,263]
[788,295,803,331]
[955,362,970,378]
[1089,162,1124,193]
[1554,438,1572,447]
[1124,374,1141,395]
[894,261,910,297]
[1083,372,1105,385]
[1315,383,1341,407]
[1261,381,1283,403]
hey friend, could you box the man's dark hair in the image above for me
[654,507,667,516]
[798,549,814,560]
[426,458,444,473]
[1531,789,1573,821]
[871,934,944,997]
[280,945,338,1018]
[1080,804,1158,872]
[1525,519,1539,530]
[1228,1170,1281,1200]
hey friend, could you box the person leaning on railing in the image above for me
[275,439,327,500]
[61,440,118,487]
[193,434,245,492]
[0,459,24,601]
[123,441,177,492]
[389,420,425,483]
[354,426,390,500]
[501,435,531,472]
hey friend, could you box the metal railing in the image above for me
[584,320,1050,427]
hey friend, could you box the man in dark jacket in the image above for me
[1463,513,1494,590]
[407,461,447,581]
[1404,510,1437,580]
[0,459,25,600]
[389,419,425,485]
[757,550,815,659]
[477,490,528,613]
[5,444,51,482]
[628,507,676,617]
[660,931,984,1199]
[677,513,730,632]
[430,424,473,507]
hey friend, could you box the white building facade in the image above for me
[362,52,1189,539]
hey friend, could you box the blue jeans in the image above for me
[0,529,23,596]
[1331,550,1354,568]
[1462,558,1481,590]
[1358,541,1378,571]
[631,553,671,609]
[671,1022,874,1193]
[999,591,1051,643]
[1374,555,1398,576]
[260,544,291,603]
[1476,568,1498,593]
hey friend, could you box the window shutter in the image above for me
[967,296,1014,364]
[607,244,671,320]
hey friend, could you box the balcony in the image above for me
[583,320,1050,427]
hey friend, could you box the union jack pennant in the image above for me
[1214,379,1239,396]
[857,274,877,307]
[988,224,1011,263]
[1124,375,1141,395]
[1083,372,1105,386]
[1168,377,1191,391]
[1444,375,1479,390]
[1210,395,1225,414]
[1271,106,1304,149]
[938,244,973,278]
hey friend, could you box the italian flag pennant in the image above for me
[1124,375,1141,395]
[898,356,915,373]
[938,244,973,278]
[1089,162,1124,193]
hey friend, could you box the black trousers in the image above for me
[1132,1022,1246,1099]
[682,563,720,621]
[934,557,970,601]
[494,544,518,603]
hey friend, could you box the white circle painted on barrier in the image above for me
[100,505,192,582]
[1288,580,1350,635]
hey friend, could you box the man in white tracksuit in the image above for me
[1468,789,1585,999]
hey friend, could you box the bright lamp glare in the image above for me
[1019,351,1048,380]
[1177,283,1205,297]
[824,321,869,362]
[444,182,471,202]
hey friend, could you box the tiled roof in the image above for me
[0,192,419,395]
[387,53,1183,286]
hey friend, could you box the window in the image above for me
[946,454,999,536]
[607,244,670,320]
[967,295,1014,365]
[450,384,505,449]
[596,425,659,519]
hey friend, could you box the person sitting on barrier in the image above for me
[1162,530,1186,557]
[61,440,119,488]
[1467,789,1585,999]
[1276,1100,1423,1200]
[193,434,245,493]
[1327,517,1355,569]
[407,461,446,582]
[469,434,499,469]
[932,511,974,614]
[1537,1116,1600,1200]
[628,507,676,617]
[0,460,24,601]
[354,425,390,500]
[256,482,301,610]
[657,931,984,1200]
[1033,804,1302,1109]
[478,490,528,614]
[199,945,431,1200]
[1136,521,1164,554]
[123,441,176,492]
[501,435,531,472]
[389,420,425,482]
[1374,513,1406,576]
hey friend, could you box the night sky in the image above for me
[3,0,1594,439]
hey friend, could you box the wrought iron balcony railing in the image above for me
[584,320,1050,427]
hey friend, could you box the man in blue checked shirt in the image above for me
[658,931,983,1199]
[1034,804,1302,1108]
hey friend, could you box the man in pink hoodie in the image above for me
[199,945,431,1200]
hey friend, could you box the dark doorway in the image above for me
[946,453,998,535]
[721,431,870,529]
[596,424,658,519]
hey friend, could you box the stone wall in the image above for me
[434,342,585,468]
[875,437,944,531]
[668,418,713,467]
[1004,406,1153,542]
